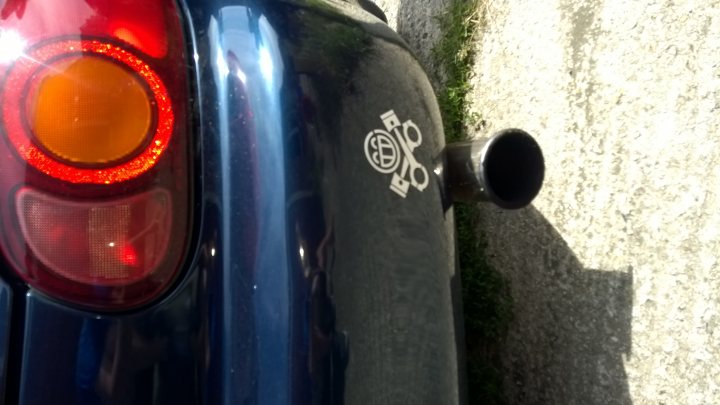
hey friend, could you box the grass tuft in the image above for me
[433,0,483,143]
[432,1,513,404]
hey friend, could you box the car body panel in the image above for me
[1,1,461,403]
[19,285,201,404]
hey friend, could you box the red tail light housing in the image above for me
[0,0,191,310]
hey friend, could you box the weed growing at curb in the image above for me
[433,1,513,404]
[433,0,483,143]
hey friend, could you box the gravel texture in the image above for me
[468,0,720,403]
[377,0,720,404]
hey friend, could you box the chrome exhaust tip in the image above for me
[445,129,545,209]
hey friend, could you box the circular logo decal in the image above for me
[364,129,400,174]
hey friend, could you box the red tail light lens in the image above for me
[16,188,172,286]
[0,0,191,310]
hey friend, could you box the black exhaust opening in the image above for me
[482,130,545,209]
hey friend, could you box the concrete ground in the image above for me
[375,0,720,404]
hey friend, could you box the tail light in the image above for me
[0,0,191,310]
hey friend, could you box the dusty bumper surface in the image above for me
[372,0,448,86]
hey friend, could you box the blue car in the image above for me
[0,0,543,403]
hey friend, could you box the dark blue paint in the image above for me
[0,280,10,401]
[196,4,292,403]
[19,279,201,404]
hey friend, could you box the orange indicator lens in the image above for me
[1,39,174,184]
[29,56,153,165]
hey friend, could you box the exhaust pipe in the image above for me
[444,129,545,209]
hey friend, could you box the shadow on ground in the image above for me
[477,204,634,404]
